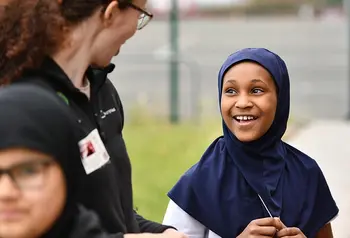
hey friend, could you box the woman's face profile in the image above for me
[90,0,147,67]
[0,148,66,238]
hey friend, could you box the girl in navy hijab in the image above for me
[163,48,338,238]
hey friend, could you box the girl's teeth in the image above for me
[236,116,255,121]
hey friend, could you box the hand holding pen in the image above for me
[236,217,284,238]
[275,220,306,238]
[256,194,307,238]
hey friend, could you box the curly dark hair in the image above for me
[0,0,129,85]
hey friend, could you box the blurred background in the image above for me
[109,0,349,236]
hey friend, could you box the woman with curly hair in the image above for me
[0,1,185,238]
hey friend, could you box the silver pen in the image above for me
[258,194,273,217]
[258,194,279,238]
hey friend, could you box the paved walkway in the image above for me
[287,120,350,238]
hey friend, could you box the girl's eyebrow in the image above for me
[224,79,236,85]
[251,79,267,86]
[224,78,268,86]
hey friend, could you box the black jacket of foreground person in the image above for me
[15,58,173,237]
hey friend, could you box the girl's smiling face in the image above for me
[221,61,278,142]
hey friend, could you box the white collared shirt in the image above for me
[163,200,221,238]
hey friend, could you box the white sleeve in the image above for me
[163,199,206,238]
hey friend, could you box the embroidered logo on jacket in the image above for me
[100,108,116,119]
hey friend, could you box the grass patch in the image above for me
[123,118,221,223]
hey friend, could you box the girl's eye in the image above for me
[251,88,264,94]
[225,88,237,95]
[13,164,42,179]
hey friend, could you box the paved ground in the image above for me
[109,17,348,121]
[287,120,350,238]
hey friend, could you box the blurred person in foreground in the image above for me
[163,48,338,238]
[0,83,111,238]
[0,0,185,238]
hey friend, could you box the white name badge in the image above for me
[78,129,110,174]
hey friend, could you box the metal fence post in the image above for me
[169,0,179,123]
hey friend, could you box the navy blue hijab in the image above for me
[168,48,338,238]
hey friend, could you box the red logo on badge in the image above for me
[80,141,95,158]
